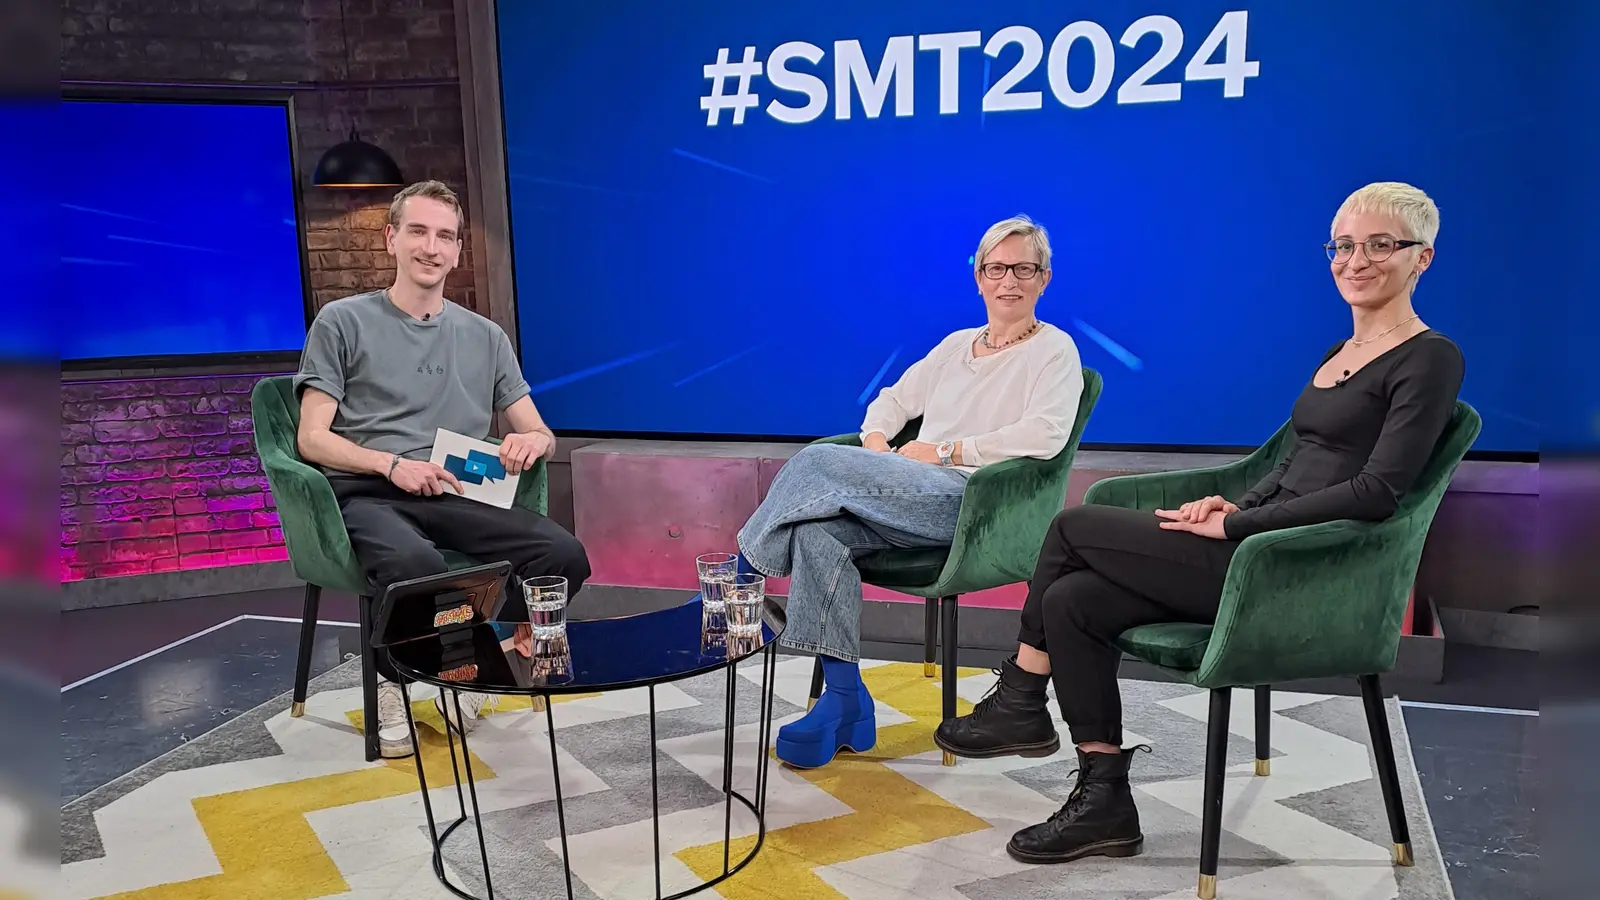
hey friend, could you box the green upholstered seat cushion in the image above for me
[1117,622,1214,671]
[857,547,951,589]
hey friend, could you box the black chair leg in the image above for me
[1359,674,1414,866]
[1255,685,1272,776]
[807,655,824,710]
[290,583,321,718]
[1198,688,1232,900]
[358,594,379,762]
[940,595,958,766]
[923,597,939,678]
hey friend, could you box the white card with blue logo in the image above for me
[428,428,522,509]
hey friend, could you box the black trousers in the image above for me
[1017,504,1238,746]
[330,476,592,682]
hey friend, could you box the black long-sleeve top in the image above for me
[1223,330,1465,541]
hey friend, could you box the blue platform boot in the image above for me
[776,657,876,768]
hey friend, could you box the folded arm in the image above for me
[860,337,952,445]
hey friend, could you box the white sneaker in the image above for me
[436,690,495,735]
[375,680,415,759]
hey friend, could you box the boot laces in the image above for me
[1046,744,1152,824]
[966,667,1007,724]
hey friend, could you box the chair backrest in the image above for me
[1385,400,1482,527]
[251,375,303,473]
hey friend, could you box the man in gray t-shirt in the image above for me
[293,180,589,759]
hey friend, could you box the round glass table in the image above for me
[385,596,787,900]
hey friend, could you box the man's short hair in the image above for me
[387,180,464,232]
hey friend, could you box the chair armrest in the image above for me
[813,433,863,448]
[926,454,1064,596]
[480,435,549,516]
[1081,461,1262,513]
[1191,515,1423,688]
[257,451,369,593]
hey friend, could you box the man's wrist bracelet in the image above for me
[387,454,400,479]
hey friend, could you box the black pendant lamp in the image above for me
[312,0,403,189]
[314,126,403,188]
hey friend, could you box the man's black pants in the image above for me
[330,475,592,682]
[1017,503,1240,747]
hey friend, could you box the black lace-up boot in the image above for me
[934,655,1060,759]
[1006,746,1149,864]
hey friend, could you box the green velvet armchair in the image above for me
[1083,401,1480,899]
[250,375,549,761]
[804,368,1104,763]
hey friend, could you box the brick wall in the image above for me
[61,0,473,582]
[61,375,289,582]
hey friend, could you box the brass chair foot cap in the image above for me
[290,701,306,718]
[924,662,936,678]
[1197,874,1217,899]
[806,698,816,711]
[1255,759,1270,777]
[942,751,956,767]
[1393,842,1414,866]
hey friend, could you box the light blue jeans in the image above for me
[736,443,970,662]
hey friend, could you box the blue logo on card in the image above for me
[443,449,507,485]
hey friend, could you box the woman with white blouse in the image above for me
[737,214,1085,770]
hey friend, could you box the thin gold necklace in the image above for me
[1350,314,1419,347]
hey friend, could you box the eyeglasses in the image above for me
[1324,236,1425,263]
[979,262,1045,280]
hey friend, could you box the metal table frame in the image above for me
[394,623,783,900]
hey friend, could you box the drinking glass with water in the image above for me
[523,575,569,642]
[726,573,764,638]
[696,552,737,634]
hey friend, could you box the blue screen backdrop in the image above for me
[497,1,1550,452]
[61,98,309,363]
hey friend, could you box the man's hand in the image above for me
[863,432,892,453]
[1157,495,1239,524]
[499,430,553,475]
[388,457,464,496]
[895,440,941,464]
[1154,507,1230,540]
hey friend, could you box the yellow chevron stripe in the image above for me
[674,663,989,899]
[98,691,593,900]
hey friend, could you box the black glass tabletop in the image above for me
[385,596,787,695]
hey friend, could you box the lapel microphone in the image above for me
[1335,369,1349,385]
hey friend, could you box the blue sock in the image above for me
[776,656,876,768]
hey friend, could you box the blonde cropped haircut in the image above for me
[975,214,1052,271]
[1331,182,1439,246]
[388,180,464,232]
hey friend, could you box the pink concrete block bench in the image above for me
[569,440,1536,613]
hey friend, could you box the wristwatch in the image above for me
[936,441,955,467]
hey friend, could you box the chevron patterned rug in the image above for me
[62,655,1453,899]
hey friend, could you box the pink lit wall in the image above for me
[60,374,289,582]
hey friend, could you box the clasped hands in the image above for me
[863,433,943,464]
[1153,495,1238,540]
[386,430,554,496]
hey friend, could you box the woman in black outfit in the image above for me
[934,181,1466,865]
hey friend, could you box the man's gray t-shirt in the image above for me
[293,290,530,474]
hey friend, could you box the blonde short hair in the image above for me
[388,180,464,232]
[974,214,1052,271]
[1331,182,1439,246]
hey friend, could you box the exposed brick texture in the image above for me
[61,0,473,581]
[60,375,290,581]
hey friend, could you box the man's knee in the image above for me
[520,529,590,593]
[371,546,449,592]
